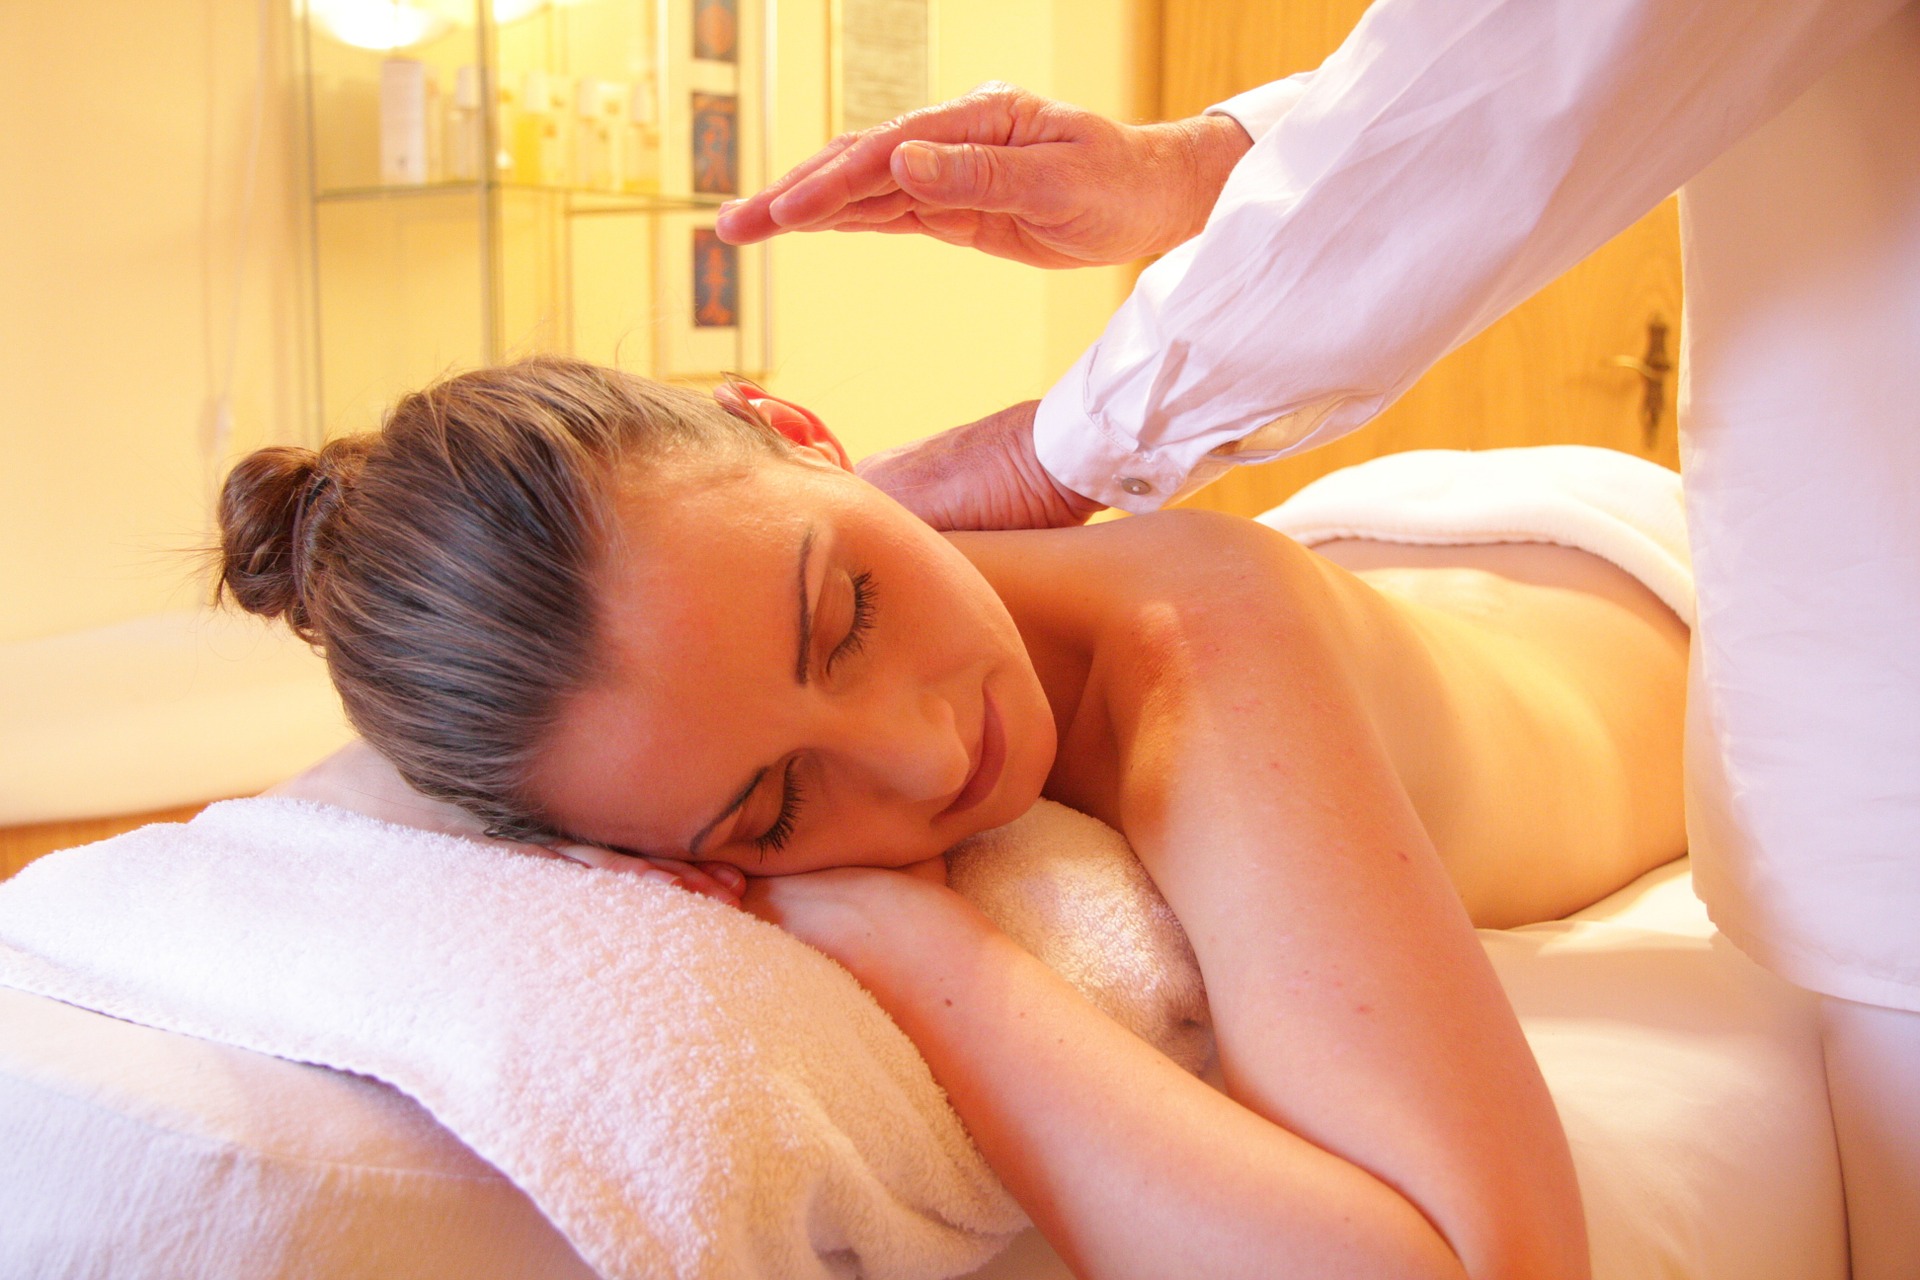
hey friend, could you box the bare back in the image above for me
[1311,538,1688,925]
[960,514,1689,928]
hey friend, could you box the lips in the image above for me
[938,686,1005,820]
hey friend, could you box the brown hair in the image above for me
[217,357,780,840]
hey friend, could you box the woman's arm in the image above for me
[748,867,1468,1280]
[1097,512,1587,1277]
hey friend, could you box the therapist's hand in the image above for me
[856,400,1106,531]
[715,84,1250,268]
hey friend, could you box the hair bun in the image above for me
[216,439,364,639]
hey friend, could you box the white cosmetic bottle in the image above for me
[379,57,432,185]
[623,75,660,194]
[573,78,613,189]
[446,65,483,182]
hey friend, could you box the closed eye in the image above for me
[827,570,876,674]
[752,759,803,856]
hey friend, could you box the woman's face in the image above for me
[530,444,1058,875]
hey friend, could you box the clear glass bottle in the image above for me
[572,78,613,189]
[600,81,629,191]
[378,57,431,185]
[493,77,521,180]
[622,75,661,194]
[512,71,552,185]
[446,65,483,183]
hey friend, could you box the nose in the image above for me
[839,683,973,805]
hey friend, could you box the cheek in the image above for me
[806,796,949,869]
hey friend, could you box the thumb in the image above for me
[891,140,1067,218]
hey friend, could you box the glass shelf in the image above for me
[314,180,727,215]
[297,0,768,437]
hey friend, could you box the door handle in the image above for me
[1609,317,1672,447]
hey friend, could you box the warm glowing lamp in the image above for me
[310,0,569,52]
[310,0,452,50]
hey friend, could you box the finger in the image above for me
[716,132,863,243]
[804,188,919,228]
[643,856,742,903]
[550,841,631,871]
[832,210,987,256]
[766,90,1025,230]
[705,863,748,895]
[889,140,1078,221]
[549,844,740,903]
[766,130,905,229]
[831,212,928,236]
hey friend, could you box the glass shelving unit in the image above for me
[296,0,768,434]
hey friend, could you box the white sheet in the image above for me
[0,853,1845,1280]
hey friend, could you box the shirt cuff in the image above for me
[1033,347,1188,514]
[1034,343,1279,514]
[1203,73,1314,145]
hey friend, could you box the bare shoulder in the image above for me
[1045,509,1326,615]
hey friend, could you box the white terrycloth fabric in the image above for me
[0,796,1195,1280]
[1255,445,1694,626]
[948,801,1212,1078]
[0,799,1024,1280]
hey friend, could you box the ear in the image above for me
[714,381,853,471]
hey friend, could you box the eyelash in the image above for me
[755,572,877,855]
[753,761,802,856]
[827,571,876,674]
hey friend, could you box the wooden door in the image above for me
[1157,0,1683,520]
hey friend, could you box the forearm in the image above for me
[850,892,1467,1280]
[1134,112,1253,256]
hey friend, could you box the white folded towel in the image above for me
[0,796,1190,1280]
[0,799,1025,1280]
[1257,445,1694,625]
[949,802,1212,1078]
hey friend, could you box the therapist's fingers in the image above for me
[886,139,1085,223]
[716,131,864,243]
[720,83,1036,242]
[795,188,919,229]
[640,857,744,903]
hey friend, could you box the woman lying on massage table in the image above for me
[221,357,1686,1280]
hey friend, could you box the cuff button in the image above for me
[1118,476,1154,497]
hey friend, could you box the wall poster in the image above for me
[655,0,766,377]
[830,0,932,134]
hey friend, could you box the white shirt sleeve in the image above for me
[1033,0,1907,512]
[1205,74,1314,145]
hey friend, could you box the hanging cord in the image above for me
[203,0,275,526]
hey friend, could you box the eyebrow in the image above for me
[687,527,816,856]
[794,527,816,685]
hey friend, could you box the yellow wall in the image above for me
[0,0,1141,645]
[0,0,310,644]
[762,0,1142,461]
